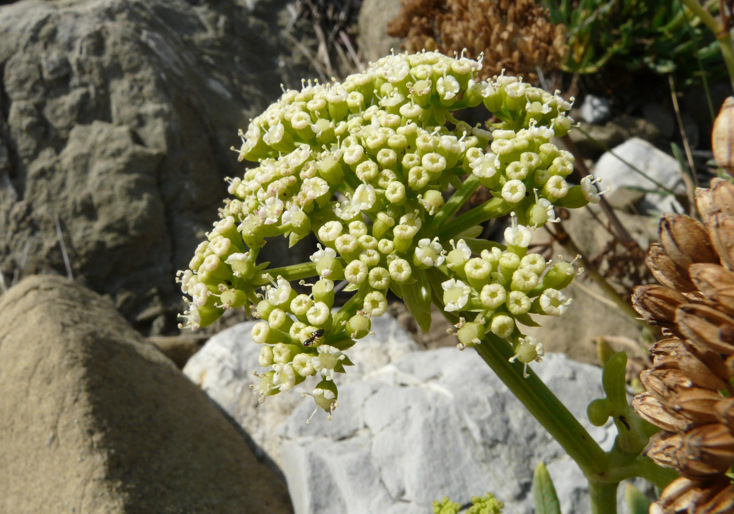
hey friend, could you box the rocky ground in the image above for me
[0,0,724,512]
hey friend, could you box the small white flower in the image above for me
[480,283,507,309]
[540,289,572,316]
[334,199,360,221]
[469,154,499,179]
[258,345,274,367]
[312,345,346,380]
[272,363,296,391]
[504,223,532,248]
[442,278,471,312]
[421,152,447,173]
[310,244,337,264]
[506,290,531,315]
[502,180,527,203]
[490,314,515,338]
[388,258,412,283]
[209,236,231,257]
[436,75,460,101]
[293,353,316,377]
[301,177,330,202]
[415,237,446,267]
[267,276,292,305]
[544,175,569,199]
[581,176,602,204]
[363,291,388,317]
[451,239,472,260]
[307,301,331,326]
[344,259,368,284]
[259,196,284,225]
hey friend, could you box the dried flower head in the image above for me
[387,0,568,82]
[632,179,734,512]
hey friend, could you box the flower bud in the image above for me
[457,322,485,348]
[346,314,371,339]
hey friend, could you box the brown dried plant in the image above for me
[387,0,568,82]
[631,179,734,513]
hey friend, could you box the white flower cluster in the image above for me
[177,51,595,416]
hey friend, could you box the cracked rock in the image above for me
[0,0,311,334]
[184,317,622,513]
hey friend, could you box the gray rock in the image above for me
[0,274,292,513]
[592,137,686,213]
[580,94,611,124]
[0,0,310,334]
[185,318,628,513]
[278,350,615,514]
[183,315,421,465]
[358,0,403,63]
[565,115,660,161]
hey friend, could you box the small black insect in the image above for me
[303,329,325,347]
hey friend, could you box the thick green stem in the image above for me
[429,175,481,230]
[425,267,609,477]
[472,334,609,477]
[589,482,618,514]
[435,197,512,240]
[251,261,320,286]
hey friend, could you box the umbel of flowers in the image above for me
[177,51,601,417]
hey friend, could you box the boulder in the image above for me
[185,319,623,513]
[0,275,292,513]
[592,137,686,213]
[0,0,310,334]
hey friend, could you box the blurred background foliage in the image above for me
[543,0,727,86]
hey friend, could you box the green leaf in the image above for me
[602,351,628,406]
[400,270,432,332]
[533,462,561,514]
[625,483,652,514]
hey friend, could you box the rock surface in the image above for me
[185,319,620,513]
[592,137,686,213]
[358,0,403,63]
[184,315,421,465]
[0,275,292,513]
[0,0,309,334]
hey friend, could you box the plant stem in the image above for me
[251,261,320,286]
[429,174,480,230]
[589,482,618,514]
[472,334,609,477]
[681,0,734,91]
[436,197,512,240]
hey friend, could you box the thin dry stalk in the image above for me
[54,214,74,280]
[668,74,698,216]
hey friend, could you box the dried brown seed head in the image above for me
[659,214,718,272]
[632,284,688,327]
[676,304,734,356]
[712,97,734,178]
[647,243,697,293]
[707,212,734,272]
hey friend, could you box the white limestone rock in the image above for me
[183,315,420,464]
[592,137,685,213]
